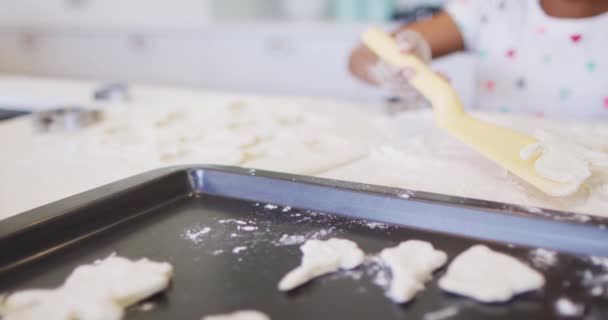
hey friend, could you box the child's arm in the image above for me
[349,11,464,85]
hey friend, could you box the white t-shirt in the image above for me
[445,0,608,121]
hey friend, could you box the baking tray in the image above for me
[0,108,30,121]
[1,165,607,319]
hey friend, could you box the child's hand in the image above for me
[349,30,431,102]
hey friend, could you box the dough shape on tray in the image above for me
[379,240,448,303]
[278,238,364,291]
[439,245,545,303]
[0,255,173,320]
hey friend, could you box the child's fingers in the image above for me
[348,45,383,85]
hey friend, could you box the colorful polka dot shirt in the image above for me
[445,0,608,120]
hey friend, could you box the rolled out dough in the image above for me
[438,245,544,303]
[203,310,270,320]
[379,240,448,303]
[278,238,364,291]
[0,256,173,320]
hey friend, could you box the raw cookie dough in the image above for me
[521,130,608,196]
[203,310,270,320]
[379,240,448,303]
[0,255,173,320]
[278,238,364,291]
[438,245,545,303]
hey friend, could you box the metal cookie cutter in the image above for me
[33,107,102,132]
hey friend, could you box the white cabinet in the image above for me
[0,22,474,104]
[192,24,383,101]
[0,23,385,101]
[0,0,212,29]
[0,31,206,84]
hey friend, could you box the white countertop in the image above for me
[0,76,383,219]
[1,76,607,221]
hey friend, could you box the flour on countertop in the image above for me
[597,184,608,200]
[439,245,545,303]
[6,97,608,220]
[371,145,409,162]
[278,238,364,291]
[70,97,374,180]
[320,111,608,218]
[202,310,270,320]
[379,240,448,303]
[0,256,173,320]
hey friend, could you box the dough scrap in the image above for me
[379,240,447,303]
[203,310,270,320]
[438,245,544,303]
[0,255,173,320]
[521,130,608,196]
[278,238,364,291]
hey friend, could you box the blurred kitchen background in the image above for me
[0,0,473,105]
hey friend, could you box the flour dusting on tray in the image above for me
[179,203,394,260]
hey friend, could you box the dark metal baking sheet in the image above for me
[0,108,30,121]
[1,165,607,319]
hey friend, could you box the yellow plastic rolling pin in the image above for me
[362,27,574,197]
